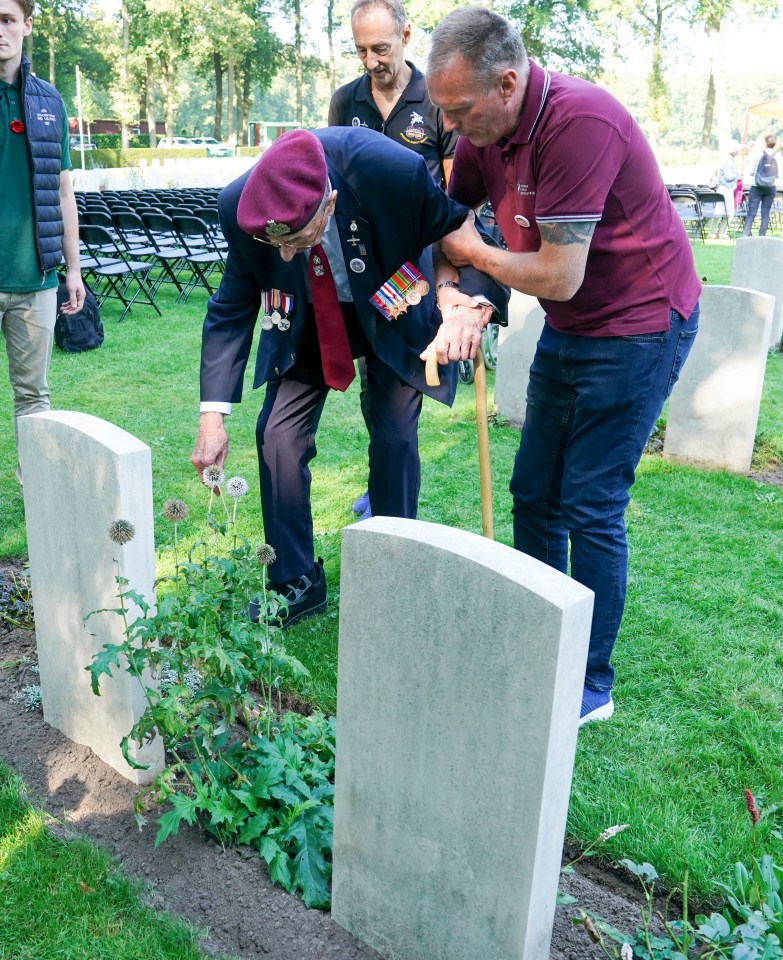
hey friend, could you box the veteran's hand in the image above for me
[422,302,493,364]
[439,210,485,268]
[191,412,229,479]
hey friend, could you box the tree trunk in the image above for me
[48,33,55,85]
[327,0,336,95]
[227,59,236,143]
[166,59,176,138]
[646,0,670,142]
[295,0,303,127]
[146,56,157,148]
[213,52,223,141]
[120,0,130,149]
[160,55,176,138]
[240,68,252,146]
[701,71,715,148]
[705,18,728,148]
[25,33,32,69]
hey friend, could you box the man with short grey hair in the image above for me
[329,0,457,519]
[426,5,701,725]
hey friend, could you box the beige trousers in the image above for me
[0,287,58,482]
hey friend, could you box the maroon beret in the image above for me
[237,129,328,239]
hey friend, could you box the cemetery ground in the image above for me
[2,238,783,958]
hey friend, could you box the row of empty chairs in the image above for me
[75,189,226,319]
[667,183,783,241]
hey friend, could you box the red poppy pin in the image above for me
[10,120,25,134]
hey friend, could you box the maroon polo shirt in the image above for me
[448,61,701,335]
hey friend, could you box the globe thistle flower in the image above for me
[226,476,249,499]
[163,499,189,522]
[108,519,135,545]
[201,465,224,489]
[256,544,277,566]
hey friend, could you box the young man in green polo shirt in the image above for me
[0,0,84,483]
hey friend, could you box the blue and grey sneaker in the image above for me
[579,687,614,727]
[358,504,373,521]
[351,489,370,514]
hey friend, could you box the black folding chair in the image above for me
[695,190,730,239]
[170,215,226,301]
[78,224,162,321]
[669,190,705,242]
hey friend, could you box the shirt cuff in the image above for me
[200,402,232,415]
[470,296,498,323]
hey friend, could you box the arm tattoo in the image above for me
[538,221,597,246]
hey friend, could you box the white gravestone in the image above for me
[664,285,773,473]
[333,517,594,960]
[731,237,783,349]
[494,290,545,427]
[18,411,163,784]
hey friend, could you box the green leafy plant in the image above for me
[86,482,336,908]
[0,567,34,630]
[573,793,783,959]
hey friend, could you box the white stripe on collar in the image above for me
[526,69,551,141]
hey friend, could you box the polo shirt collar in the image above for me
[503,59,550,147]
[355,61,426,104]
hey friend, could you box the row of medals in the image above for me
[259,220,431,326]
[261,311,289,331]
[384,277,430,318]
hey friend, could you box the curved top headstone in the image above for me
[333,516,593,960]
[18,411,161,785]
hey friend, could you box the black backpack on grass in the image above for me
[55,274,104,353]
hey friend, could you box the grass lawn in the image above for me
[2,238,782,907]
[0,761,221,960]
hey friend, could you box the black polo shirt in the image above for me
[328,61,457,186]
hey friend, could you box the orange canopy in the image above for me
[743,98,782,144]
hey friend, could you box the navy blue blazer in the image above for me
[199,127,507,407]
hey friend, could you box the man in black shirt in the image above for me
[329,0,457,516]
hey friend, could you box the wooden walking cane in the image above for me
[425,344,494,540]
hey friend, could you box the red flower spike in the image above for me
[744,789,760,826]
[10,119,25,134]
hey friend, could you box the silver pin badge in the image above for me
[350,220,358,232]
[350,258,366,273]
[514,214,531,228]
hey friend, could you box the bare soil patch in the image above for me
[1,564,653,960]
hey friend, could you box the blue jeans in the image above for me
[743,185,776,236]
[510,304,699,692]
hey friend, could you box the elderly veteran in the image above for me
[191,127,507,627]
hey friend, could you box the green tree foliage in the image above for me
[31,0,114,113]
[500,0,606,76]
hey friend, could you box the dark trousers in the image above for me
[256,313,422,583]
[743,185,776,236]
[510,304,699,692]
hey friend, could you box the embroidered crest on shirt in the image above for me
[401,109,428,145]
